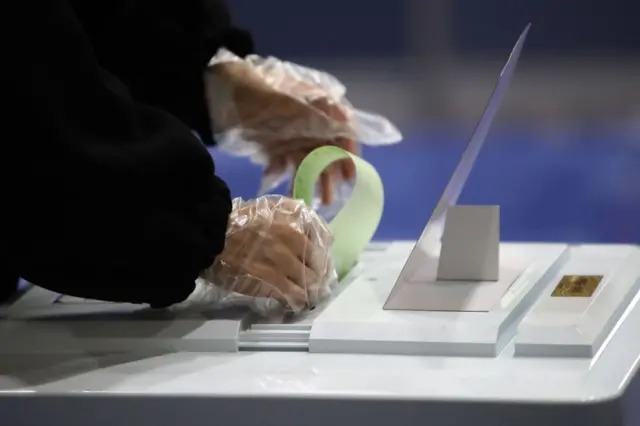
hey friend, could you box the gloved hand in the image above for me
[262,136,358,206]
[206,56,361,205]
[200,195,336,313]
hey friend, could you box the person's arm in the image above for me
[195,0,256,145]
[10,0,232,307]
[200,0,255,59]
[197,0,256,145]
[97,0,255,147]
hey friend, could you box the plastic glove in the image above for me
[262,137,358,206]
[207,58,355,142]
[207,60,358,205]
[200,195,336,313]
[205,49,402,207]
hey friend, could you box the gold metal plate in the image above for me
[551,275,604,297]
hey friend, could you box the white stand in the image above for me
[383,204,518,313]
[437,205,500,281]
[379,23,529,313]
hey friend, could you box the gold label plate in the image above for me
[551,275,604,297]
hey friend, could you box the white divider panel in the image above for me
[309,242,569,357]
[0,247,374,356]
[239,257,370,351]
[437,205,500,282]
[0,287,249,355]
[515,245,640,358]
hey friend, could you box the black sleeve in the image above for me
[198,0,255,145]
[201,0,255,59]
[85,0,255,147]
[8,0,232,307]
[196,0,256,145]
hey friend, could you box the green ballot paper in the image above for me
[292,146,384,279]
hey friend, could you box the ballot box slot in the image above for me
[237,324,312,351]
[238,342,308,352]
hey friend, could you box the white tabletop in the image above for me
[1,242,639,426]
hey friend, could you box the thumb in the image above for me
[260,156,288,194]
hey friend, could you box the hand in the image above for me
[263,136,358,206]
[202,196,334,312]
[207,62,359,205]
[258,90,359,206]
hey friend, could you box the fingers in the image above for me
[262,136,360,208]
[264,155,287,178]
[216,248,311,310]
[340,137,359,155]
[319,170,334,205]
[266,246,319,294]
[335,138,357,181]
[237,265,308,309]
[237,253,318,310]
[259,228,326,310]
[264,241,325,310]
[210,195,335,312]
[340,159,355,181]
[310,97,349,122]
[284,142,355,207]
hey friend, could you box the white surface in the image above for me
[1,338,636,400]
[317,242,568,356]
[391,26,529,297]
[385,262,521,312]
[437,205,500,281]
[385,247,522,313]
[0,287,250,354]
[385,206,510,313]
[515,244,640,358]
[1,241,640,426]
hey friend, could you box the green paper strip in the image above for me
[292,146,384,279]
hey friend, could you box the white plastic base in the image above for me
[384,251,522,313]
[514,244,640,358]
[4,242,639,360]
[2,241,640,426]
[0,287,249,354]
[310,242,569,356]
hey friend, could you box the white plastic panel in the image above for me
[3,244,640,426]
[0,250,369,355]
[515,245,640,358]
[239,251,370,350]
[384,254,523,312]
[0,287,249,354]
[309,242,569,357]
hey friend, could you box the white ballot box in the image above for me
[3,25,638,426]
[1,242,640,426]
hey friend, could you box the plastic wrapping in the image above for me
[191,195,337,317]
[205,48,402,204]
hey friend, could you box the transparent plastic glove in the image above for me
[205,48,402,206]
[200,195,337,314]
[262,137,358,206]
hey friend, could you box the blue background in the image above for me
[215,0,639,244]
[213,124,640,243]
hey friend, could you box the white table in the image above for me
[1,242,639,426]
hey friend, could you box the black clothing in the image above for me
[69,0,254,146]
[3,0,254,307]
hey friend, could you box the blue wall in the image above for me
[229,0,640,58]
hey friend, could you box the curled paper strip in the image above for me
[293,146,384,278]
